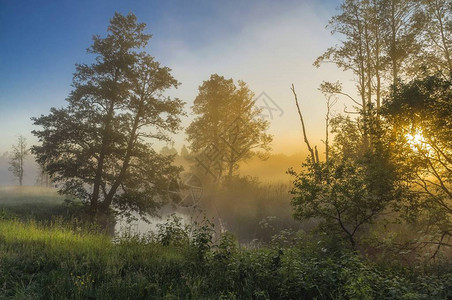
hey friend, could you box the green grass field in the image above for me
[0,186,451,299]
[0,217,450,299]
[0,186,69,221]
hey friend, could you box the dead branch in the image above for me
[291,84,317,164]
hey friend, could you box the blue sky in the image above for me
[0,0,352,154]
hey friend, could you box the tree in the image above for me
[383,74,452,254]
[419,0,452,75]
[315,0,421,111]
[36,163,51,188]
[382,0,422,84]
[309,0,452,254]
[180,144,189,158]
[32,13,185,217]
[9,135,29,186]
[290,111,400,248]
[186,74,272,180]
[314,0,376,112]
[160,146,178,156]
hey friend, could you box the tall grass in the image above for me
[0,216,450,299]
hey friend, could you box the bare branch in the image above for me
[291,84,317,164]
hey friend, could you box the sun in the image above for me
[405,130,429,151]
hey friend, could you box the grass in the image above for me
[0,216,450,299]
[0,218,188,299]
[0,186,69,221]
[0,186,451,299]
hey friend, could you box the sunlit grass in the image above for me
[0,217,450,298]
[0,218,188,299]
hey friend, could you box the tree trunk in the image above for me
[391,0,399,86]
[92,102,115,212]
[100,101,143,211]
[228,159,234,179]
[436,4,452,74]
[91,68,120,212]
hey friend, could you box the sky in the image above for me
[0,0,355,155]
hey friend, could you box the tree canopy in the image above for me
[32,13,185,217]
[186,74,272,181]
[383,74,452,249]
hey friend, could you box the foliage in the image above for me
[186,74,272,180]
[0,217,450,299]
[160,146,178,156]
[315,0,452,109]
[312,0,452,260]
[290,110,402,248]
[383,74,452,255]
[31,13,184,216]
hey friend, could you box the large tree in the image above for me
[419,0,452,75]
[32,13,185,216]
[186,74,272,180]
[9,135,29,186]
[383,74,452,253]
[315,0,421,111]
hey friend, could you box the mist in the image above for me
[0,0,451,298]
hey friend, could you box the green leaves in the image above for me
[32,13,185,215]
[383,74,452,254]
[291,107,400,248]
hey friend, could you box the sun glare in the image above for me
[405,130,429,151]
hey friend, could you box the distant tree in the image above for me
[186,74,272,180]
[32,13,185,216]
[160,146,178,156]
[8,135,29,186]
[180,144,189,158]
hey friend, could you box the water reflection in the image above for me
[115,206,192,237]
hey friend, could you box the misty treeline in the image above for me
[290,0,452,258]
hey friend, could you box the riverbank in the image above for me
[0,217,451,299]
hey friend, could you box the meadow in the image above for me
[0,187,451,299]
[0,186,69,221]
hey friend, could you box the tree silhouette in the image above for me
[186,74,272,180]
[180,144,189,158]
[32,13,185,216]
[9,135,29,186]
